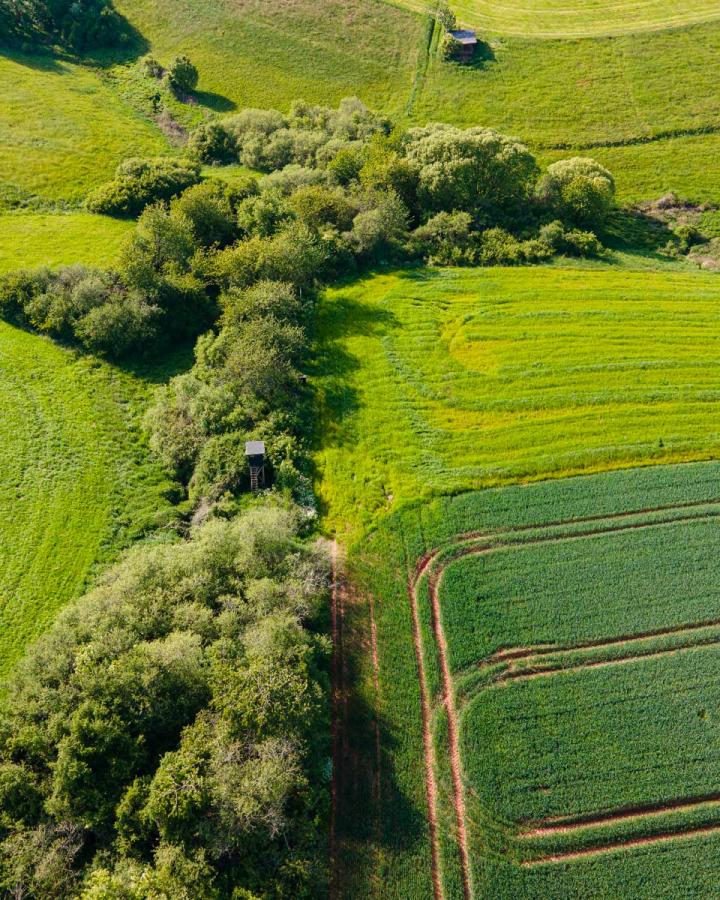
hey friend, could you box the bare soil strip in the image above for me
[406,573,444,900]
[522,821,720,866]
[427,569,472,899]
[522,792,720,837]
[330,541,341,899]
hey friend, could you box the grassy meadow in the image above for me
[0,51,170,206]
[0,213,133,272]
[313,265,720,534]
[0,323,182,679]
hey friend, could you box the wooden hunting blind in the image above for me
[449,28,477,60]
[245,440,266,492]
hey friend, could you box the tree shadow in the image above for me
[0,46,65,73]
[194,90,236,113]
[601,207,676,263]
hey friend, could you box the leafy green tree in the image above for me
[403,123,538,223]
[165,56,199,95]
[538,156,615,228]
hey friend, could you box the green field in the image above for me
[314,265,720,534]
[113,0,426,117]
[0,322,181,679]
[0,212,134,272]
[331,463,720,898]
[394,0,720,38]
[0,51,170,206]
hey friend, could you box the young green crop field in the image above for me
[0,51,170,206]
[313,265,720,535]
[0,213,134,272]
[0,322,181,680]
[331,463,720,898]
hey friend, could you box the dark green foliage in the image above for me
[408,211,476,264]
[187,121,237,164]
[0,0,123,49]
[538,219,605,256]
[86,158,201,218]
[164,55,199,96]
[0,504,330,899]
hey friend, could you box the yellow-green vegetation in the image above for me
[398,0,720,38]
[0,322,181,678]
[0,212,133,272]
[314,266,720,534]
[113,0,426,116]
[0,51,169,205]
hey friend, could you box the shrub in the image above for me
[171,181,237,248]
[164,55,199,96]
[326,143,366,185]
[141,56,165,79]
[346,192,409,261]
[441,33,462,61]
[435,1,456,31]
[289,185,357,232]
[86,158,201,218]
[538,157,616,228]
[408,211,476,265]
[187,121,236,164]
[260,164,328,195]
[74,294,162,357]
[538,220,604,257]
[404,124,538,222]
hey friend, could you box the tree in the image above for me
[538,156,615,228]
[435,1,456,31]
[165,55,199,95]
[403,124,538,223]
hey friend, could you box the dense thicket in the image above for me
[0,0,122,49]
[0,502,330,898]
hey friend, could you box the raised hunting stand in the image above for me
[245,440,266,492]
[449,29,478,60]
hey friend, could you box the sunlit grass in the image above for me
[0,212,134,272]
[314,265,720,533]
[0,51,169,205]
[0,323,182,679]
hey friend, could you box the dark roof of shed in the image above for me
[449,29,477,44]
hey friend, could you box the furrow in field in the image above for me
[521,792,720,837]
[426,568,472,899]
[521,821,720,866]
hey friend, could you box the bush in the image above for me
[408,211,476,265]
[141,56,165,79]
[538,220,604,257]
[171,181,237,248]
[539,157,615,228]
[164,55,199,96]
[187,121,236,164]
[346,192,409,261]
[74,294,162,357]
[86,158,201,218]
[435,1,456,31]
[404,124,538,222]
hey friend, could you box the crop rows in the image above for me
[337,462,720,898]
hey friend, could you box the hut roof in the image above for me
[245,440,266,456]
[450,29,477,45]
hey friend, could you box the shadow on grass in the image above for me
[194,89,236,113]
[601,208,675,264]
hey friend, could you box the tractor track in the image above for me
[404,498,720,888]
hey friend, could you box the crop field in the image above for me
[0,323,181,679]
[0,51,170,206]
[0,213,134,272]
[313,265,720,534]
[331,463,720,898]
[393,0,720,38]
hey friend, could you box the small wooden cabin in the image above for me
[449,29,477,61]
